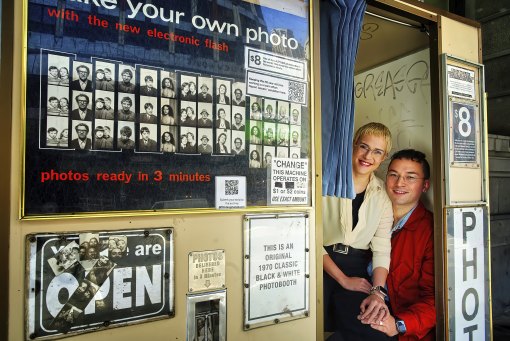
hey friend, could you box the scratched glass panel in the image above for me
[24,0,311,215]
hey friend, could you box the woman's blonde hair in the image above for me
[353,122,392,155]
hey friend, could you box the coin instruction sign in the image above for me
[243,213,309,329]
[26,228,174,340]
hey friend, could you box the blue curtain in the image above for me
[320,0,366,199]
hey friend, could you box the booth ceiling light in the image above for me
[366,11,420,29]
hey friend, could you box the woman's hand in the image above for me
[338,276,372,293]
[358,294,389,324]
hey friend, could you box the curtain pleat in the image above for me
[320,0,366,199]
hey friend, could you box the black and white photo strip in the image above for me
[45,54,70,148]
[248,96,303,168]
[214,78,233,154]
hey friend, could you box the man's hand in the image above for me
[358,294,389,323]
[369,314,399,337]
[339,276,372,293]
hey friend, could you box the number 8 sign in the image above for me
[451,101,478,164]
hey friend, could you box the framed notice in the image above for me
[243,213,309,329]
[26,228,174,340]
[22,0,312,217]
[446,206,490,341]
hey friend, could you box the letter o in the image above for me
[270,33,282,46]
[46,273,79,317]
[143,4,159,19]
[462,287,479,321]
[288,38,298,49]
[191,15,206,29]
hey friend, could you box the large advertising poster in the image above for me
[26,228,174,340]
[24,0,311,216]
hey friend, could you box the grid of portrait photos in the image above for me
[43,53,250,156]
[248,96,302,168]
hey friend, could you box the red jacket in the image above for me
[387,201,436,341]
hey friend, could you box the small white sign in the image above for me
[447,65,476,100]
[188,249,226,293]
[270,158,309,205]
[246,70,307,105]
[245,47,307,81]
[215,176,246,209]
[244,214,309,329]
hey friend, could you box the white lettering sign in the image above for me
[453,207,487,340]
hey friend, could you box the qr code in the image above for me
[288,81,305,104]
[225,180,239,195]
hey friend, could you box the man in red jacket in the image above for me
[363,149,436,340]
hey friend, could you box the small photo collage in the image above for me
[248,96,302,168]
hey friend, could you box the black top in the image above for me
[352,189,366,230]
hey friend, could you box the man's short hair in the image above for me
[47,127,58,133]
[48,96,58,102]
[144,75,153,82]
[120,126,132,137]
[120,97,132,105]
[234,88,242,95]
[234,113,242,120]
[76,65,90,74]
[234,137,242,144]
[200,83,209,90]
[121,68,133,78]
[75,94,89,102]
[140,127,150,134]
[353,122,392,155]
[144,102,154,110]
[49,66,58,72]
[390,149,430,180]
[200,109,209,116]
[75,123,89,132]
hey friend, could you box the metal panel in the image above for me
[243,213,310,330]
[445,206,491,341]
[26,228,175,340]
